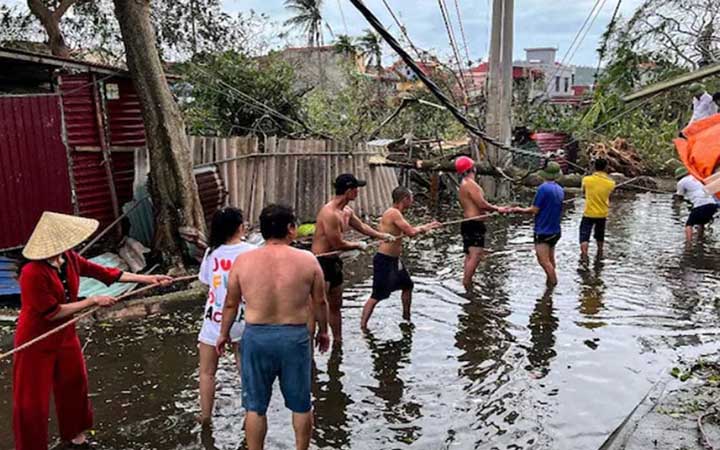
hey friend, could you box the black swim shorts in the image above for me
[534,233,561,247]
[317,255,343,288]
[687,204,718,226]
[460,220,487,253]
[579,217,606,243]
[371,253,414,301]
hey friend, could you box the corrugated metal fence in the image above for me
[190,136,399,224]
[0,94,74,250]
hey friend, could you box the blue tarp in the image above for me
[0,256,20,296]
[78,253,137,299]
[0,254,136,299]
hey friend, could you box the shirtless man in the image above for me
[360,187,441,331]
[456,156,511,291]
[312,173,394,342]
[217,204,330,450]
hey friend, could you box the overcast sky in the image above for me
[8,0,645,66]
[223,0,644,66]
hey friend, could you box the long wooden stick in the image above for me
[314,214,499,258]
[0,275,197,360]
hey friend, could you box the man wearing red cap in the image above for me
[456,157,511,291]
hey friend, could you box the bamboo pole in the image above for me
[313,213,499,258]
[0,275,197,360]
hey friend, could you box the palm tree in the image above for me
[358,29,382,70]
[283,0,325,47]
[333,34,357,55]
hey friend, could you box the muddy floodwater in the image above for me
[2,191,720,450]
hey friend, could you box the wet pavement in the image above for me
[1,191,720,450]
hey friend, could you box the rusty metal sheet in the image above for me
[0,94,73,250]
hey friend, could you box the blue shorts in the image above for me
[241,324,312,415]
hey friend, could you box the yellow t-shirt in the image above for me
[582,172,615,218]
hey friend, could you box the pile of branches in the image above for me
[589,138,645,177]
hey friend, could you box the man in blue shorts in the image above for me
[217,204,330,450]
[512,161,565,287]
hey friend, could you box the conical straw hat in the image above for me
[22,212,99,260]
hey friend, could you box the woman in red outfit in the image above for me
[13,212,172,450]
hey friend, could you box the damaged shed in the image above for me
[0,47,140,251]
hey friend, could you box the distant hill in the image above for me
[574,65,598,86]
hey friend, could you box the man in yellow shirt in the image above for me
[580,158,615,259]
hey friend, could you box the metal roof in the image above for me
[78,253,137,298]
[0,46,129,77]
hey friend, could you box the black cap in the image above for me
[334,173,367,194]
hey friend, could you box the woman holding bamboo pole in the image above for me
[12,212,171,450]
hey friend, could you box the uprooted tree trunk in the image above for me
[113,0,206,271]
[27,0,80,57]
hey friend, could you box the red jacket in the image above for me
[14,251,122,351]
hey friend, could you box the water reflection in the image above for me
[364,323,422,444]
[526,289,558,378]
[577,258,607,330]
[312,346,352,449]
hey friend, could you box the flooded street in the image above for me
[2,191,720,450]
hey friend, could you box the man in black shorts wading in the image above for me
[311,174,394,342]
[511,162,565,287]
[360,187,441,331]
[456,156,512,291]
[675,166,719,242]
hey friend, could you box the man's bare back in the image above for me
[231,245,323,325]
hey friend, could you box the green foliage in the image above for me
[303,66,465,141]
[283,0,325,47]
[178,51,304,136]
[333,34,357,55]
[0,1,276,63]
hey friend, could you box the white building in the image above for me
[516,47,576,100]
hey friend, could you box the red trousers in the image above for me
[13,334,93,450]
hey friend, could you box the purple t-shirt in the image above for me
[532,181,564,235]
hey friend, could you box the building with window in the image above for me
[515,47,577,101]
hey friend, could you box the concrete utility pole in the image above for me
[484,0,513,199]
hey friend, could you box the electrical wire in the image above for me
[379,0,425,61]
[347,0,554,162]
[437,0,469,104]
[544,0,607,95]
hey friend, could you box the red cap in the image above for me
[455,156,475,174]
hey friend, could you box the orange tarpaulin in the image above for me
[674,113,720,181]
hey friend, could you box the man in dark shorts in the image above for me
[675,166,719,242]
[579,158,615,259]
[360,187,441,331]
[456,156,511,291]
[311,174,393,342]
[512,161,565,287]
[217,204,330,450]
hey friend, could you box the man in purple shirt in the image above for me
[512,162,565,287]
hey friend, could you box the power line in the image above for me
[545,0,607,95]
[452,0,473,67]
[437,0,469,104]
[336,0,349,34]
[186,63,318,135]
[380,0,424,60]
[347,0,553,162]
[595,0,623,79]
